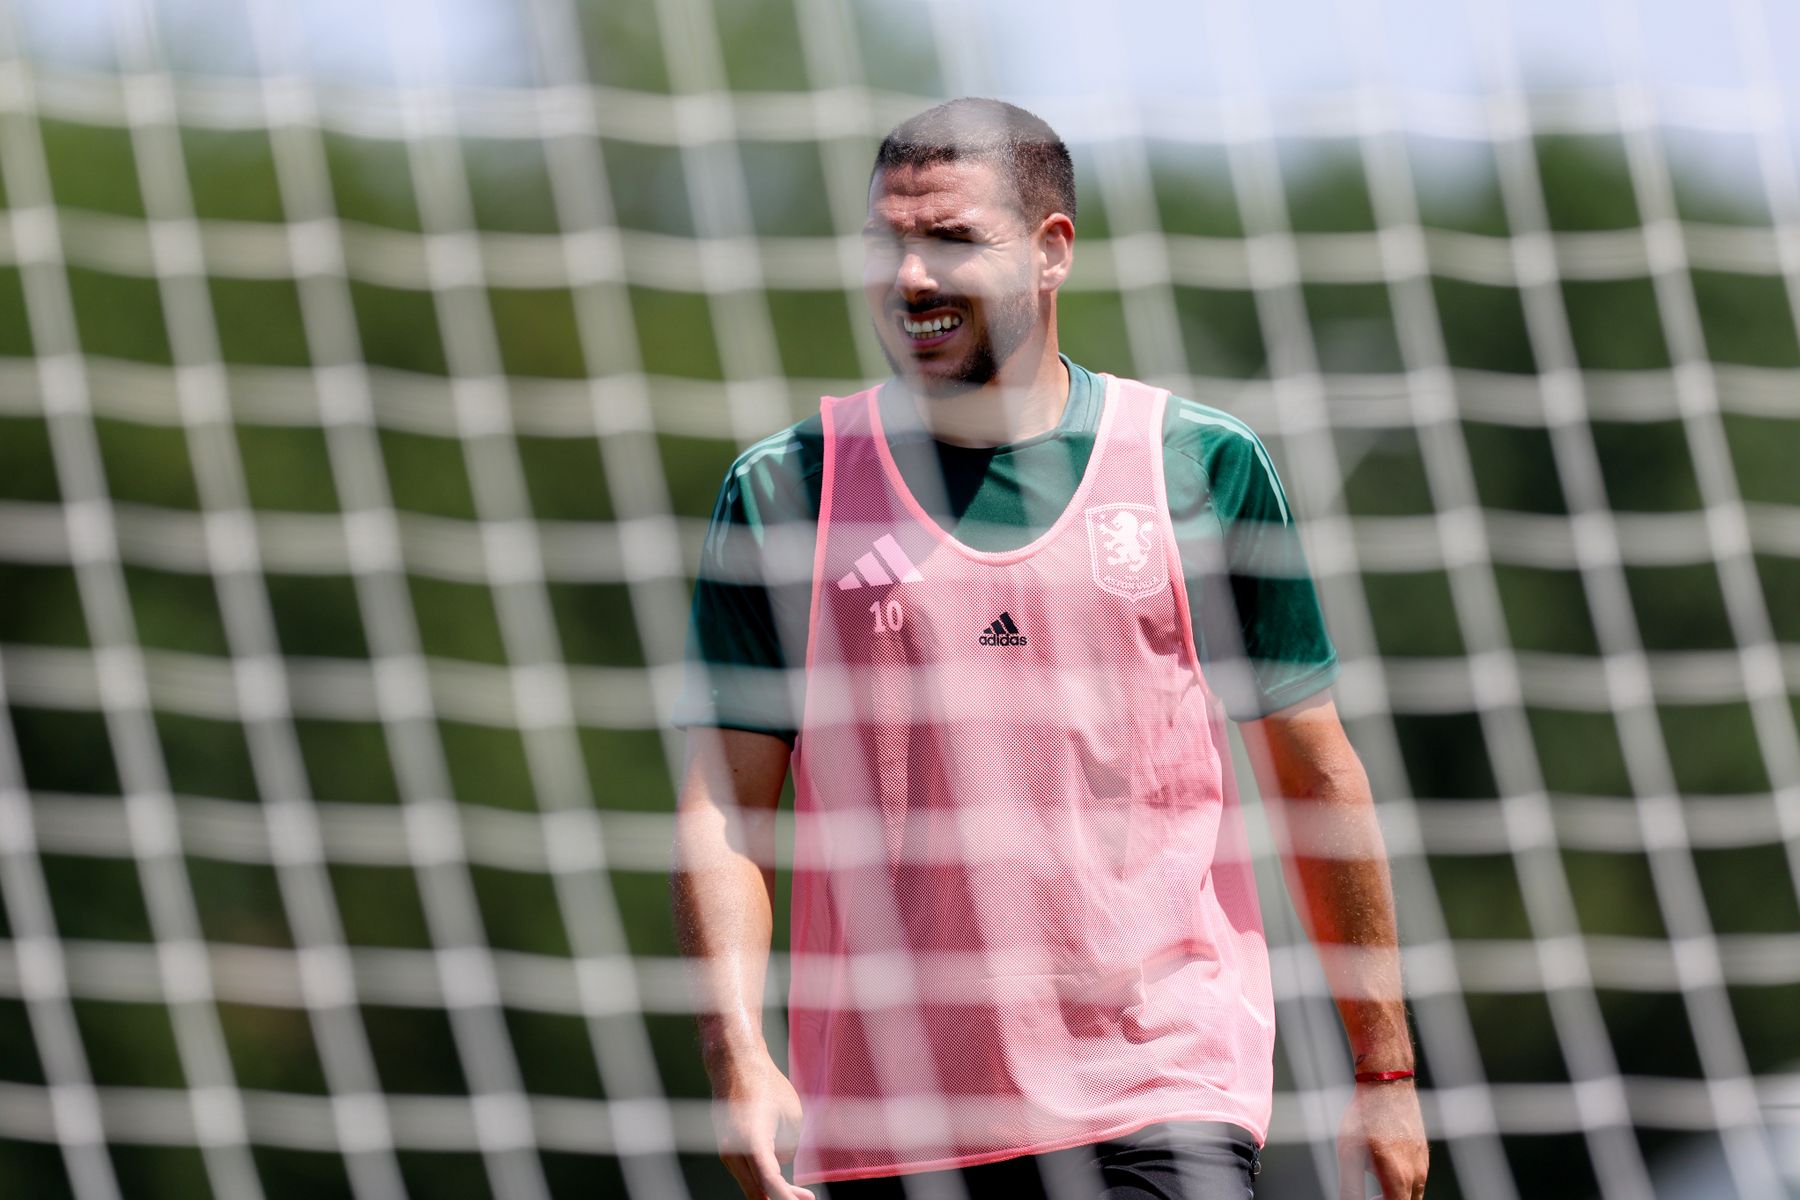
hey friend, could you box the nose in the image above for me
[895,247,936,299]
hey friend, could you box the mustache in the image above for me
[896,299,968,316]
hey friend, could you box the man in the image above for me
[671,98,1428,1200]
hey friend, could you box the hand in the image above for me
[1337,1080,1428,1200]
[711,1053,817,1200]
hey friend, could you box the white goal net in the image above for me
[0,0,1796,1197]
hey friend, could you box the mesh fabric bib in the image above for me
[788,373,1274,1185]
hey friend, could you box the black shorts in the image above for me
[813,1121,1261,1200]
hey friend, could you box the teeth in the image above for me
[903,313,962,336]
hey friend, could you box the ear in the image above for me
[1035,212,1075,292]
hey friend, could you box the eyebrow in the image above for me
[860,219,982,238]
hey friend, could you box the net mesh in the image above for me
[0,0,1796,1197]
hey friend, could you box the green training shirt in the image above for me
[674,355,1338,745]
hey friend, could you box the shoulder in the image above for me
[727,410,826,489]
[1159,394,1290,523]
[1161,394,1270,469]
[718,411,825,506]
[703,410,827,553]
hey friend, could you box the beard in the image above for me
[879,286,1039,398]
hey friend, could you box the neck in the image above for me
[899,330,1069,448]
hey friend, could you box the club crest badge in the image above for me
[1084,503,1166,600]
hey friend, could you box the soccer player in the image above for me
[671,98,1428,1200]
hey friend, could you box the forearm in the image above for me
[1279,767,1413,1071]
[673,804,778,1075]
[670,728,791,1081]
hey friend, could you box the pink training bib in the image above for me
[788,374,1274,1186]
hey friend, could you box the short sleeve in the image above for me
[1165,399,1338,720]
[669,422,822,746]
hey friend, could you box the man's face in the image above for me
[862,159,1043,398]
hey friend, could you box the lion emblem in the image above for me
[1098,509,1153,573]
[1084,503,1167,600]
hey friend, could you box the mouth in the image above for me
[895,307,964,351]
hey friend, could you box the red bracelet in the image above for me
[1354,1069,1416,1083]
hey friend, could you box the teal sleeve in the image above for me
[1165,399,1339,720]
[672,478,794,745]
[670,422,822,746]
[1222,433,1339,715]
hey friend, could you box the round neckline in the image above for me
[868,370,1121,565]
[876,356,1093,454]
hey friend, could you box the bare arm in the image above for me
[1241,689,1427,1200]
[671,726,815,1200]
[672,725,789,1073]
[1242,689,1411,1072]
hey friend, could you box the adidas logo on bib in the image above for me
[978,612,1027,647]
[835,534,925,591]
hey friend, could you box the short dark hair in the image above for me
[871,97,1077,225]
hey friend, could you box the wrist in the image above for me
[1351,1029,1415,1080]
[1353,1067,1415,1084]
[697,1017,769,1077]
